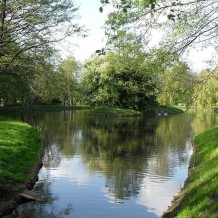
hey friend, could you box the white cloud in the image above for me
[49,157,90,185]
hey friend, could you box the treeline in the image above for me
[1,1,217,111]
[0,55,81,106]
[1,44,218,110]
[0,0,84,106]
[80,49,218,111]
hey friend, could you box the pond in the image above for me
[5,111,218,218]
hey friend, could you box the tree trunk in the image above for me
[0,0,6,39]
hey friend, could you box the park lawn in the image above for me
[0,120,43,184]
[163,126,218,218]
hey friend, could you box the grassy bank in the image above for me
[163,127,218,218]
[89,105,183,117]
[156,105,184,115]
[0,104,90,114]
[89,107,142,117]
[0,121,43,196]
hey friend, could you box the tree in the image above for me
[0,0,84,72]
[194,69,218,109]
[101,0,217,109]
[0,0,85,105]
[158,61,196,110]
[81,32,161,111]
[56,57,79,105]
[0,49,36,105]
[30,58,57,104]
[101,0,218,55]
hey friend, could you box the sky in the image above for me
[58,0,106,62]
[58,0,214,73]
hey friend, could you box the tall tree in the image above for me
[158,61,196,110]
[0,0,85,105]
[0,0,84,72]
[81,32,162,111]
[56,57,79,105]
[194,69,218,109]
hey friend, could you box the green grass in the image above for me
[89,107,142,117]
[163,127,218,218]
[0,121,43,183]
[157,105,184,114]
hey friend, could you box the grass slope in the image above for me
[0,121,43,183]
[157,105,184,114]
[0,104,89,113]
[163,127,218,218]
[89,107,142,117]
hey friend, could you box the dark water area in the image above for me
[3,111,218,218]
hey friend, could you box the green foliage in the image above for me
[81,50,160,111]
[0,0,84,106]
[54,57,79,105]
[0,121,43,182]
[194,69,218,109]
[81,31,166,111]
[102,0,218,53]
[158,60,196,110]
[163,127,218,217]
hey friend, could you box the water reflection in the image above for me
[5,111,218,218]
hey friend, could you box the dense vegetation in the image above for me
[163,127,218,217]
[0,1,217,112]
[0,121,43,183]
[0,1,217,216]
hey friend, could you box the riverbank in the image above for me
[155,105,183,115]
[162,126,218,217]
[0,104,89,114]
[89,105,183,117]
[0,120,43,216]
[89,107,142,117]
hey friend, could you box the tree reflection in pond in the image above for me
[7,111,217,218]
[78,115,194,200]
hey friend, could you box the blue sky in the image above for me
[58,0,107,62]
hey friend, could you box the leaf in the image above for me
[95,50,102,53]
[99,7,103,13]
[167,14,175,20]
[123,7,127,13]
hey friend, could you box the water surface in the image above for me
[6,111,218,218]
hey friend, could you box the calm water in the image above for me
[5,111,218,218]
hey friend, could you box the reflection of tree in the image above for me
[13,111,218,202]
[43,143,61,168]
[18,110,87,160]
[191,112,218,136]
[79,117,158,199]
[79,114,201,200]
[150,114,195,177]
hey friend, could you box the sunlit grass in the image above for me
[163,126,218,217]
[0,121,43,183]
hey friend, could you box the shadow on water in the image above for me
[3,111,218,218]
